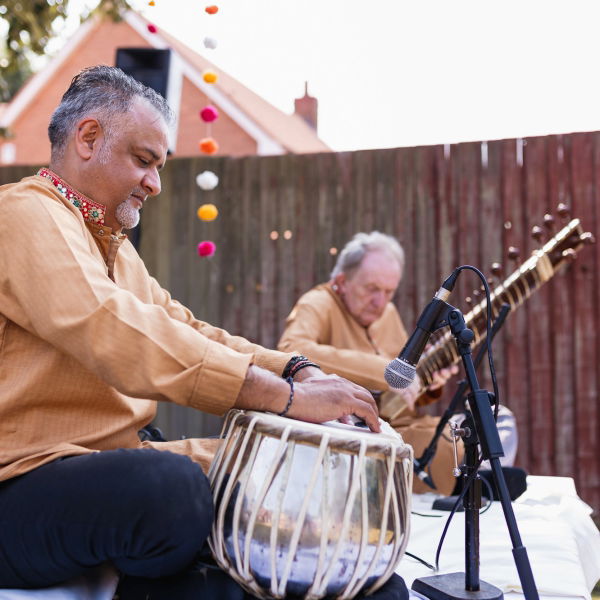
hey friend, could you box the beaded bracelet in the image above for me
[278,376,294,417]
[288,360,321,379]
[282,355,309,379]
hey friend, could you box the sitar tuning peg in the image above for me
[491,262,502,276]
[561,248,577,262]
[556,203,570,219]
[507,246,520,260]
[465,296,473,306]
[543,213,555,229]
[531,225,543,242]
[581,231,595,245]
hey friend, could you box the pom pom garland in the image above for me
[200,105,219,122]
[199,137,219,154]
[197,204,219,221]
[197,240,216,257]
[202,70,218,84]
[203,36,218,49]
[195,171,219,190]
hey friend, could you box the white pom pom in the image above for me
[203,37,218,50]
[196,170,219,190]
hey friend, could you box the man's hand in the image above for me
[395,364,459,411]
[234,366,381,432]
[398,377,421,411]
[428,365,459,391]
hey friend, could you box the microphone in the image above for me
[385,270,459,389]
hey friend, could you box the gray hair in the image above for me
[330,231,405,280]
[48,65,174,161]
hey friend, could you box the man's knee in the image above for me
[122,449,214,540]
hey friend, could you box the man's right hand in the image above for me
[234,366,381,433]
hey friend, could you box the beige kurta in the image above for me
[278,282,459,495]
[0,173,294,481]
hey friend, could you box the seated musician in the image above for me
[278,232,518,495]
[0,67,410,599]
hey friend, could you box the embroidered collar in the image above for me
[37,168,106,226]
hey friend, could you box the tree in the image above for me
[0,0,131,102]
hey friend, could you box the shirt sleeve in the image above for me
[277,298,392,391]
[0,181,282,414]
[147,277,293,376]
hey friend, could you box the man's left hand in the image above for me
[428,365,459,391]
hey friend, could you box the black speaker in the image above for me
[115,48,172,99]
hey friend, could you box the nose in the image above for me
[142,169,162,196]
[371,291,386,309]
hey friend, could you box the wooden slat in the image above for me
[568,133,599,510]
[522,135,554,475]
[547,135,577,480]
[479,140,506,395]
[500,138,531,474]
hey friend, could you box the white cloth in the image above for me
[0,566,118,600]
[398,476,600,600]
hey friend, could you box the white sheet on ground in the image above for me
[398,476,600,600]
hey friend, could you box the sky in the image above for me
[55,0,600,151]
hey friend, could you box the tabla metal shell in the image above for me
[208,410,413,600]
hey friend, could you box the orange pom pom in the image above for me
[148,1,155,5]
[199,137,219,154]
[202,70,218,84]
[205,5,219,14]
[197,204,219,221]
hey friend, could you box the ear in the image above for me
[333,273,346,293]
[74,118,103,160]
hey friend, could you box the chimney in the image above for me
[294,82,318,131]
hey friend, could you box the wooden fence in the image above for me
[1,131,598,514]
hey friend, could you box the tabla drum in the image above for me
[207,410,413,599]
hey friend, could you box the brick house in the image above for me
[0,10,328,165]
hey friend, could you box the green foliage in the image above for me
[0,0,131,101]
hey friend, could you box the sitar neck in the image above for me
[415,219,586,401]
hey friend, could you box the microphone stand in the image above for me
[412,307,539,600]
[414,304,511,492]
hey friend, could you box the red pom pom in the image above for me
[200,105,219,122]
[197,240,216,257]
[147,23,158,33]
[205,5,219,14]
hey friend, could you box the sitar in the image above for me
[385,217,593,420]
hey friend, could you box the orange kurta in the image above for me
[278,283,458,495]
[0,173,293,481]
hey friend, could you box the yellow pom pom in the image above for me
[203,70,218,84]
[197,203,219,221]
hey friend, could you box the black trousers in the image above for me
[0,448,408,599]
[0,448,213,588]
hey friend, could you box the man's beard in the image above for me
[115,197,140,230]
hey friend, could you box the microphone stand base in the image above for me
[412,573,503,600]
